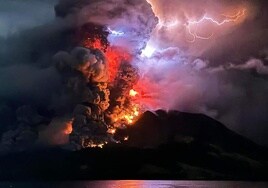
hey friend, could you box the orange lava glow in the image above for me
[115,104,140,125]
[64,120,73,135]
[83,36,141,128]
[83,38,107,51]
[124,104,140,124]
[109,89,141,127]
[107,128,116,134]
[129,89,138,97]
[123,89,141,125]
[105,47,132,82]
[83,38,132,82]
[84,141,106,148]
[130,78,164,110]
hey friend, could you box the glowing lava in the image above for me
[124,104,140,124]
[111,99,141,127]
[107,128,116,134]
[82,140,106,149]
[129,89,138,97]
[83,38,107,51]
[64,119,73,135]
[83,34,141,131]
[125,89,141,124]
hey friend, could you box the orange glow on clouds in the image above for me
[129,89,138,97]
[83,38,132,83]
[64,120,73,135]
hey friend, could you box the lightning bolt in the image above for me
[107,27,125,36]
[186,9,246,42]
[146,0,247,43]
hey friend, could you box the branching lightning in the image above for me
[107,27,125,36]
[154,7,246,43]
[186,9,246,42]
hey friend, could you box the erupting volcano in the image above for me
[1,0,268,182]
[1,0,268,156]
[67,24,152,149]
[51,1,157,148]
[51,0,252,149]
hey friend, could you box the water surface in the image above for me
[3,180,268,188]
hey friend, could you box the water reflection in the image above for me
[84,181,267,188]
[88,180,178,188]
[3,180,268,188]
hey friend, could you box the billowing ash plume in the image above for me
[0,0,268,153]
[53,47,112,149]
[0,0,157,152]
[55,0,158,53]
[51,0,157,148]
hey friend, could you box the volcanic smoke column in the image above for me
[53,47,111,149]
[52,0,158,148]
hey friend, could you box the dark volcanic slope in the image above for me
[0,110,267,180]
[125,110,268,159]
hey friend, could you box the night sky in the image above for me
[0,0,268,155]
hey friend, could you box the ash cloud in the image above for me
[0,0,157,153]
[55,0,158,53]
[0,0,267,153]
[39,117,73,146]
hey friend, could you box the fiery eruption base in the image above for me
[56,24,145,149]
[53,0,248,150]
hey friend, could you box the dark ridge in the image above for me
[0,110,267,180]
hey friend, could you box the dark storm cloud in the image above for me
[0,0,73,152]
[196,0,268,145]
[217,72,268,146]
[201,0,268,64]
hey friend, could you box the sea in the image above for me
[1,181,267,188]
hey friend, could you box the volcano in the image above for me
[1,0,268,183]
[0,110,267,180]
